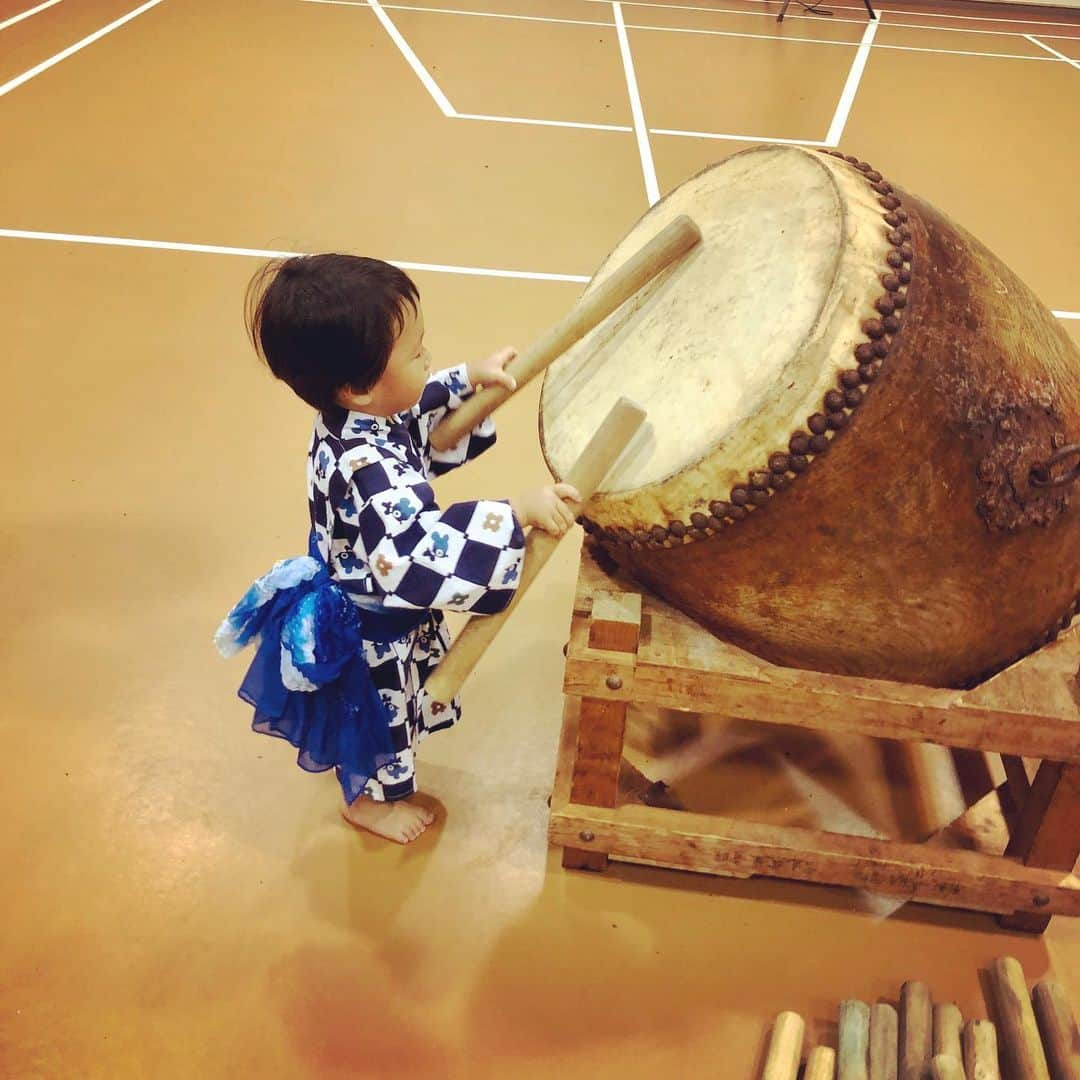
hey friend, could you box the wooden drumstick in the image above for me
[839,1000,871,1080]
[900,982,933,1080]
[427,215,700,452]
[992,957,1050,1080]
[870,1003,899,1080]
[963,1019,1001,1080]
[930,1056,965,1080]
[762,1011,805,1080]
[1033,981,1080,1080]
[807,1046,838,1080]
[425,397,647,703]
[934,1004,964,1064]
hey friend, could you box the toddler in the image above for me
[216,254,578,843]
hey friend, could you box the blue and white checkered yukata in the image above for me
[216,365,525,803]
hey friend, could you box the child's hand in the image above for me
[468,346,518,393]
[510,483,582,536]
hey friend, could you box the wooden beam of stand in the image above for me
[548,800,1080,914]
[563,653,1080,762]
[427,215,700,452]
[1002,754,1033,804]
[425,397,647,704]
[1006,762,1080,871]
[568,591,642,808]
[562,589,642,871]
[1000,761,1080,933]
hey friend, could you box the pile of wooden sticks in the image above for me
[762,956,1078,1079]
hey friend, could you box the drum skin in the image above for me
[541,148,1080,688]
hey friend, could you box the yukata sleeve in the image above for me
[352,463,525,615]
[409,364,496,477]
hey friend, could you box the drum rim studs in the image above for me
[590,152,912,553]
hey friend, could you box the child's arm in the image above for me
[349,467,577,616]
[410,347,517,477]
[353,470,525,615]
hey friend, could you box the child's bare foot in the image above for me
[341,796,436,844]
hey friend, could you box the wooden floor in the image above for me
[1,0,1078,1076]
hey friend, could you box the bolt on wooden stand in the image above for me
[550,545,1080,931]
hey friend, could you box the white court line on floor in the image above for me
[651,127,824,144]
[309,0,630,131]
[0,0,62,33]
[881,4,1080,28]
[0,229,591,282]
[657,0,1080,30]
[304,0,612,28]
[456,112,632,131]
[652,17,876,149]
[875,16,1080,43]
[1026,34,1080,71]
[0,0,166,99]
[630,20,1059,62]
[613,1,660,206]
[366,0,455,113]
[864,39,1054,61]
[342,0,1076,64]
[2,231,1076,312]
[605,0,1080,42]
[861,17,1078,42]
[302,0,1074,63]
[311,0,1067,144]
[825,14,878,146]
[312,0,1080,40]
[860,4,1080,29]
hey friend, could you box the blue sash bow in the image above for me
[215,537,429,797]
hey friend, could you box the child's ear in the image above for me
[336,384,374,408]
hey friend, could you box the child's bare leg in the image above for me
[342,795,436,844]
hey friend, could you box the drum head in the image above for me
[541,146,874,497]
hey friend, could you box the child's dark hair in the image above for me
[245,254,420,412]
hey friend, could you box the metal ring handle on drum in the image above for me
[1029,443,1080,488]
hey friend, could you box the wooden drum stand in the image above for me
[551,545,1080,933]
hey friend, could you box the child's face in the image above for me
[341,301,430,416]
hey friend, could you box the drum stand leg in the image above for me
[561,590,642,872]
[998,762,1080,933]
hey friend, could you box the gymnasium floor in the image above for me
[1,0,1078,1075]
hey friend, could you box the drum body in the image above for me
[540,145,1080,688]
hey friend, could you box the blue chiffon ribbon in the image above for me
[215,538,429,800]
